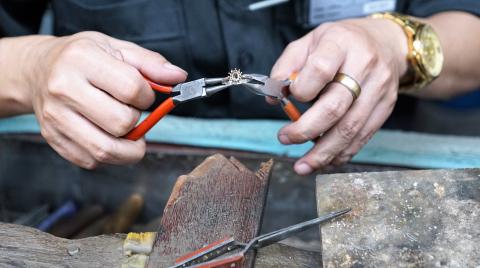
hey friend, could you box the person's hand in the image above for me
[27,31,187,169]
[271,18,408,175]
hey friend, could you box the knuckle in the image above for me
[292,128,317,142]
[386,90,398,107]
[285,40,302,51]
[118,75,144,103]
[323,100,345,121]
[353,131,375,151]
[309,54,337,80]
[112,107,140,137]
[326,24,349,35]
[61,38,93,58]
[81,160,98,170]
[46,74,67,98]
[337,120,362,141]
[40,127,54,142]
[92,141,116,162]
[132,141,147,161]
[290,86,312,103]
[309,154,333,169]
[377,64,395,85]
[333,155,350,166]
[42,104,58,123]
[363,49,379,67]
[74,31,105,40]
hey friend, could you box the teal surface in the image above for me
[1,114,480,169]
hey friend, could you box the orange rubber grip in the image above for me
[193,253,244,268]
[281,98,302,122]
[144,77,173,94]
[289,72,298,82]
[124,97,176,140]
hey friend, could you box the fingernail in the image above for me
[163,62,187,75]
[278,134,291,144]
[295,162,313,175]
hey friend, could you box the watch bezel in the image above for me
[414,24,444,79]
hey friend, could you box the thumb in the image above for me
[112,39,188,85]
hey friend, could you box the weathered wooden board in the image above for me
[147,154,273,267]
[0,222,322,268]
[0,222,127,267]
[317,168,480,267]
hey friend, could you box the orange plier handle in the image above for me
[124,77,229,141]
[124,79,175,141]
[280,72,301,121]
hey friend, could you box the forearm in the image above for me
[0,35,54,117]
[416,12,480,99]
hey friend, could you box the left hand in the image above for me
[271,18,408,175]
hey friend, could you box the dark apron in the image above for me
[50,0,416,123]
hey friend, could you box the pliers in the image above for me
[125,77,231,140]
[170,208,350,268]
[240,73,302,121]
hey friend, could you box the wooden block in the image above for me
[147,154,273,268]
[0,222,320,268]
[316,168,480,267]
[0,222,127,268]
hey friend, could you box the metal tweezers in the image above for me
[170,208,351,268]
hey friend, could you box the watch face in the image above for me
[414,25,444,77]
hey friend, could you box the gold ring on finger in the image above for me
[332,73,361,100]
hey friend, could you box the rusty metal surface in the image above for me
[317,169,480,267]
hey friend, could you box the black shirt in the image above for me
[1,0,479,119]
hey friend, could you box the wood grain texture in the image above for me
[317,168,480,267]
[0,222,126,268]
[147,154,273,268]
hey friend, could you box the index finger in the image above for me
[290,40,346,102]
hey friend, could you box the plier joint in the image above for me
[171,78,228,104]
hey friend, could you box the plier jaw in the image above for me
[240,73,290,99]
[171,78,230,104]
[238,73,302,121]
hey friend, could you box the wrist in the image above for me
[0,35,57,116]
[366,18,409,79]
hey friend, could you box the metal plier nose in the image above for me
[124,77,231,141]
[240,73,302,121]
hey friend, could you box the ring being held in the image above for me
[332,73,361,100]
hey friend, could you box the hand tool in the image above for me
[49,205,104,238]
[13,204,49,227]
[73,215,110,239]
[124,77,232,141]
[240,73,302,121]
[37,200,77,232]
[170,208,350,268]
[104,193,144,234]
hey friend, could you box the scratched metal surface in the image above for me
[317,169,480,267]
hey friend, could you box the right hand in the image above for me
[28,31,187,169]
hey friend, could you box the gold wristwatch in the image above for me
[371,12,444,93]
